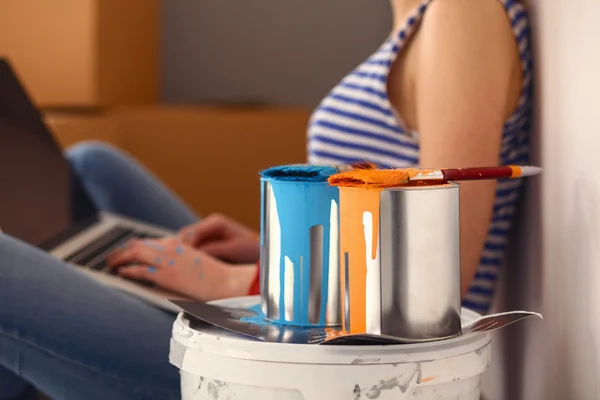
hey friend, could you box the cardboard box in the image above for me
[0,0,158,108]
[47,107,311,230]
[45,111,122,148]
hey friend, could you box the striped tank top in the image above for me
[307,0,532,314]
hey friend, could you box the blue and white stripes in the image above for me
[308,0,532,314]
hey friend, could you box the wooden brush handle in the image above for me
[442,166,515,181]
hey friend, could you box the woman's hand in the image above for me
[178,214,260,264]
[106,237,257,301]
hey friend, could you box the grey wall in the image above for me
[161,0,391,107]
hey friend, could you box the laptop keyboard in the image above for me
[64,226,160,286]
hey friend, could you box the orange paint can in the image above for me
[338,183,462,341]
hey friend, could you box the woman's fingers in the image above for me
[117,265,158,282]
[107,239,170,268]
[178,226,196,246]
[198,238,260,264]
[178,214,228,247]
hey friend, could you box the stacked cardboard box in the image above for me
[0,1,311,229]
[46,107,310,230]
[0,0,158,108]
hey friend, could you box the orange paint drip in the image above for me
[339,187,381,334]
[324,327,342,340]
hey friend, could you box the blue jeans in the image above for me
[0,142,199,400]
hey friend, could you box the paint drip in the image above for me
[339,187,382,334]
[269,179,338,325]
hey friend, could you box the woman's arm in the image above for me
[414,0,521,297]
[248,263,261,295]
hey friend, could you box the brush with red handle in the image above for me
[410,165,542,183]
[328,165,542,188]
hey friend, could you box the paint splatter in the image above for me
[155,257,161,264]
[175,245,183,254]
[353,384,362,400]
[206,382,218,399]
[147,266,157,274]
[339,187,382,334]
[195,377,204,393]
[169,259,175,267]
[142,241,164,251]
[239,304,268,325]
[194,257,201,265]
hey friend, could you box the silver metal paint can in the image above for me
[260,177,341,327]
[339,183,462,340]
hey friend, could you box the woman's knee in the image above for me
[65,140,127,174]
[0,234,42,303]
[0,234,47,277]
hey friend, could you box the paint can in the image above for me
[260,165,341,327]
[171,296,492,400]
[338,183,462,340]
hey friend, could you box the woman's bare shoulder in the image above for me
[421,0,518,54]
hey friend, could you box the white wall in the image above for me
[485,0,600,398]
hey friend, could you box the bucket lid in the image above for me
[171,296,491,366]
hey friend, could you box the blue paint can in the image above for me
[259,165,341,327]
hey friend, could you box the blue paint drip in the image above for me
[259,180,265,295]
[263,177,338,326]
[240,304,268,325]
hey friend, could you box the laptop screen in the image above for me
[0,59,98,247]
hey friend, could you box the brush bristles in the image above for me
[518,166,542,177]
[328,169,411,188]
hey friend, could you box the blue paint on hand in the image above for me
[142,241,164,252]
[155,257,162,264]
[194,257,201,265]
[147,266,157,274]
[169,259,175,267]
[175,245,183,254]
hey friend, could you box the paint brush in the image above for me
[328,165,541,188]
[409,165,542,183]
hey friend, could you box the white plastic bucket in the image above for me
[170,296,491,400]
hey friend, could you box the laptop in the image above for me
[0,58,183,313]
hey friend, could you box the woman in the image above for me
[0,0,531,398]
